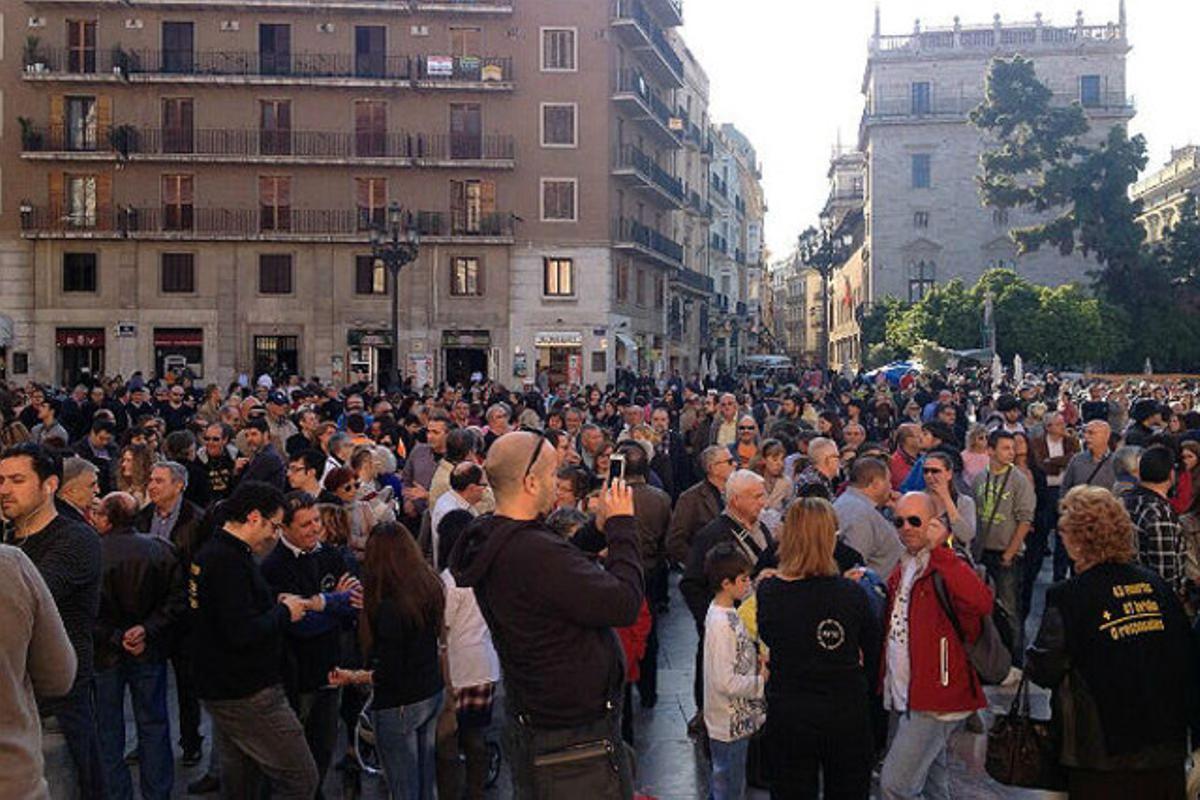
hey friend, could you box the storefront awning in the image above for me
[615,333,638,352]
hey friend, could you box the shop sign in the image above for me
[348,329,393,347]
[56,329,105,348]
[442,330,491,347]
[534,331,583,348]
[116,323,137,338]
[153,328,203,347]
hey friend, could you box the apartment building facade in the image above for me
[3,0,724,388]
[1133,145,1199,244]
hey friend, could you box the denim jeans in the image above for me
[709,736,750,800]
[372,690,443,800]
[294,688,340,800]
[95,660,174,800]
[51,678,107,800]
[982,550,1025,666]
[879,712,965,800]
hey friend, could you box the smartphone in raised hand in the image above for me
[608,453,626,488]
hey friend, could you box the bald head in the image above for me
[896,491,935,520]
[99,491,139,532]
[485,431,557,513]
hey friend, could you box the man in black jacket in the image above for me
[237,417,287,490]
[72,419,118,494]
[261,492,360,795]
[93,491,184,800]
[189,481,318,799]
[450,431,641,799]
[136,460,209,763]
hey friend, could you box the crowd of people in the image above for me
[2,364,1200,799]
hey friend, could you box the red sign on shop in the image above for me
[56,329,105,348]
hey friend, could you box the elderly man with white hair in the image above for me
[795,436,842,498]
[679,469,777,739]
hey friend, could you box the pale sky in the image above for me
[680,1,1198,260]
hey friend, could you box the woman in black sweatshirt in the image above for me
[335,522,444,800]
[756,497,881,799]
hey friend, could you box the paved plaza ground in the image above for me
[125,567,1059,799]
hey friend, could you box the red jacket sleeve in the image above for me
[929,546,993,619]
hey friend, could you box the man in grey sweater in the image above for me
[972,430,1036,665]
[0,545,77,800]
[834,456,902,575]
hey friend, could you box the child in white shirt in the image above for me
[703,543,766,800]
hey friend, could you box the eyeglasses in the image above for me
[892,515,924,529]
[738,426,757,432]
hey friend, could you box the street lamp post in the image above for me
[798,214,854,381]
[369,202,420,390]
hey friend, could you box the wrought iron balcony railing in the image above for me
[613,217,683,265]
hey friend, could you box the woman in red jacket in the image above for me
[878,492,994,800]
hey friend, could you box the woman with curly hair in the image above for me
[1025,485,1191,798]
[114,443,156,507]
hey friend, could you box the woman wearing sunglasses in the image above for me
[920,451,976,550]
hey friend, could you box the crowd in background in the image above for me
[3,362,1200,799]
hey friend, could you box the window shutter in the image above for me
[480,180,496,215]
[48,172,64,222]
[450,180,466,231]
[95,171,113,229]
[49,96,65,148]
[97,95,112,143]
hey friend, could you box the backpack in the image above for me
[930,550,1013,686]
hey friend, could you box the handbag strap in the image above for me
[1007,675,1031,718]
[1084,453,1111,486]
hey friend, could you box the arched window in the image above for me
[908,260,935,301]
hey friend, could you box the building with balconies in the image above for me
[860,3,1134,311]
[1,0,715,387]
[1133,145,1199,244]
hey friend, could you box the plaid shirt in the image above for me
[1124,486,1185,594]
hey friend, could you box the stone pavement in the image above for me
[138,566,1062,799]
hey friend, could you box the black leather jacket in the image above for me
[94,526,186,670]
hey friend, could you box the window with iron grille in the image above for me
[541,28,576,71]
[161,252,195,293]
[63,252,97,292]
[541,104,577,147]
[541,179,577,222]
[259,254,293,294]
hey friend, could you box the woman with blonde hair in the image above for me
[1026,486,1191,798]
[755,497,880,798]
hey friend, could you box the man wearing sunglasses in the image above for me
[450,431,641,798]
[880,492,993,800]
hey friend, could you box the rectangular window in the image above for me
[450,256,482,296]
[911,154,931,189]
[1080,75,1101,107]
[616,261,629,302]
[449,103,482,160]
[908,262,935,302]
[541,103,577,147]
[635,268,645,306]
[259,99,291,155]
[259,24,291,75]
[66,175,97,228]
[450,179,495,234]
[354,100,386,158]
[355,177,387,231]
[543,257,574,296]
[160,252,195,293]
[259,254,293,294]
[162,174,194,230]
[450,26,481,56]
[541,178,577,222]
[66,20,97,73]
[259,176,291,231]
[591,351,607,373]
[65,96,98,151]
[913,211,929,229]
[654,275,664,308]
[162,21,194,73]
[541,28,576,71]
[162,98,194,154]
[911,81,931,115]
[63,252,97,292]
[354,254,386,295]
[354,25,386,78]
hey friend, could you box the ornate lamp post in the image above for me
[369,202,420,389]
[798,212,854,379]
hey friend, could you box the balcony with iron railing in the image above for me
[612,145,684,207]
[611,0,684,87]
[871,16,1125,59]
[710,173,728,200]
[686,190,712,219]
[710,232,727,254]
[19,204,514,241]
[643,0,683,28]
[25,47,513,88]
[684,120,707,152]
[612,217,683,268]
[863,89,1133,123]
[671,266,714,294]
[612,70,683,148]
[20,124,516,166]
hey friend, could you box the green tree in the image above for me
[1161,193,1200,288]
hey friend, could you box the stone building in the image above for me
[2,0,740,388]
[1133,145,1199,243]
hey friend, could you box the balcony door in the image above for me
[450,179,495,235]
[449,103,482,160]
[162,22,194,73]
[259,24,291,75]
[260,100,291,156]
[65,96,98,151]
[355,26,386,78]
[162,98,194,154]
[354,101,386,158]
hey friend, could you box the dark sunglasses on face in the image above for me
[203,436,223,442]
[923,467,945,475]
[893,515,924,529]
[738,426,756,432]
